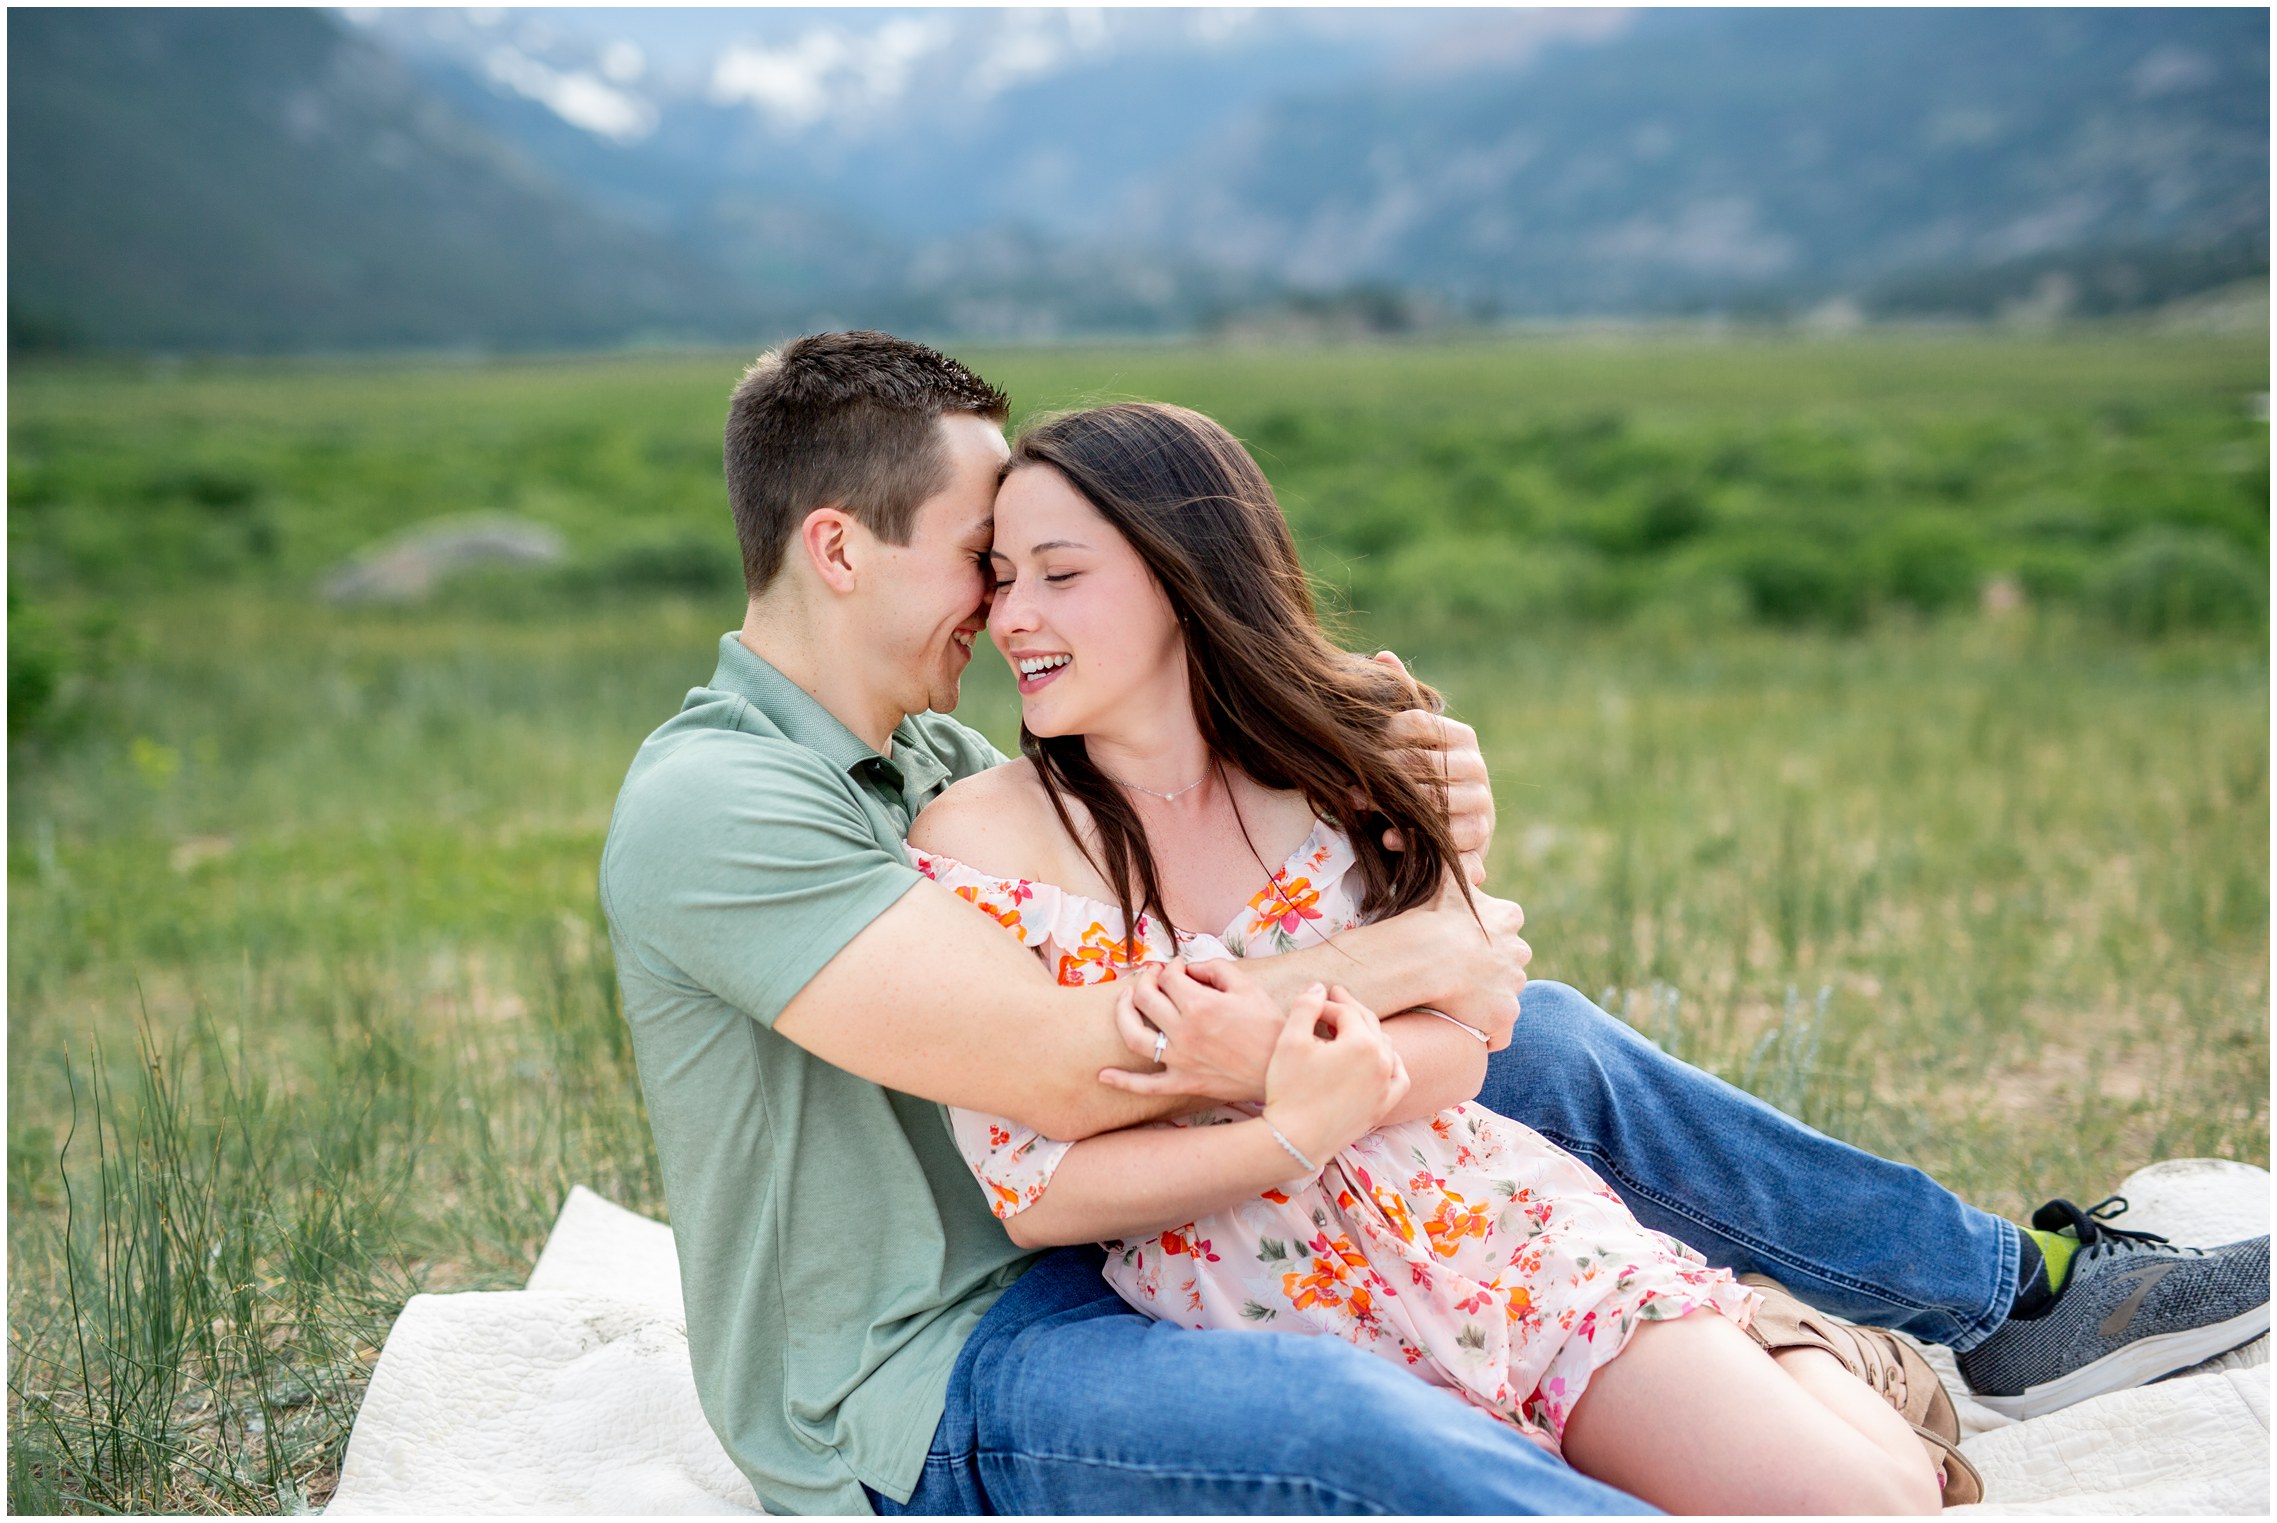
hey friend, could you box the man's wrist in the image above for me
[1383,906,1463,1013]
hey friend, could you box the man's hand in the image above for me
[1099,959,1284,1102]
[1372,651,1494,886]
[1419,880,1531,1050]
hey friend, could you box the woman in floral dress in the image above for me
[910,820,1763,1448]
[902,402,1945,1513]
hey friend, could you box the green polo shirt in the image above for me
[598,634,1035,1515]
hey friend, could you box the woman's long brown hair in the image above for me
[1009,402,1471,942]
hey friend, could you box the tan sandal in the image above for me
[1739,1273,1984,1506]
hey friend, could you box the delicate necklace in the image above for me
[1097,765,1208,803]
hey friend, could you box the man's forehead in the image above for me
[938,409,1011,460]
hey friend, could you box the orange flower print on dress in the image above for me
[913,853,1039,943]
[914,826,1759,1461]
[1283,1231,1370,1315]
[951,884,1025,933]
[1055,921,1148,985]
[1424,1191,1495,1259]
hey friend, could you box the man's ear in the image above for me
[798,507,862,594]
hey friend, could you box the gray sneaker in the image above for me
[1956,1196,2270,1419]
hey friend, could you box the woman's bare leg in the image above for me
[1770,1345,1950,1490]
[1559,1311,1943,1515]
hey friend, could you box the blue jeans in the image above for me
[875,980,2021,1514]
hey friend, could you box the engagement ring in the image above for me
[1152,1029,1169,1066]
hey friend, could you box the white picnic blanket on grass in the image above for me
[326,1159,2269,1515]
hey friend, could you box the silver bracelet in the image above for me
[1413,1006,1491,1044]
[1263,1119,1319,1176]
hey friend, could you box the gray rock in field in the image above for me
[322,515,566,604]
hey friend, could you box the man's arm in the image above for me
[776,873,1517,1145]
[772,881,1208,1141]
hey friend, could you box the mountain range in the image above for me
[9,7,2268,352]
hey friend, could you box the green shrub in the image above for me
[1999,497,2110,547]
[1872,515,1983,614]
[2090,529,2266,636]
[1637,484,1711,551]
[597,532,743,596]
[8,589,63,737]
[1364,534,1615,632]
[1313,486,1425,561]
[1243,409,1309,455]
[7,587,122,744]
[1571,482,1713,558]
[140,467,260,513]
[1716,538,1868,630]
[1446,467,1533,535]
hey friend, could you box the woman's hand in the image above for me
[1262,982,1410,1166]
[1100,958,1283,1102]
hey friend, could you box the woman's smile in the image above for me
[1011,650,1073,695]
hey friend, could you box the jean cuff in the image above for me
[1945,1215,2022,1353]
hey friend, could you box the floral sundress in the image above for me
[909,821,1758,1452]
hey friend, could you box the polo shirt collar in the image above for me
[705,634,949,797]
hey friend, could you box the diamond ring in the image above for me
[1152,1028,1169,1066]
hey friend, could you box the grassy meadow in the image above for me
[8,330,2270,1511]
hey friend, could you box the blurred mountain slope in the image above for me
[1118,8,2269,314]
[7,8,2266,352]
[7,8,763,352]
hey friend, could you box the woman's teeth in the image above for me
[1018,655,1070,678]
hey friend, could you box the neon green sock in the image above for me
[2027,1227,2081,1291]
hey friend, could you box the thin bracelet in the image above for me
[1412,1006,1491,1044]
[1263,1119,1319,1175]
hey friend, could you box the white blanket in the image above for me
[326,1160,2269,1514]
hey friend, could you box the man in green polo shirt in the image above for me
[601,332,2270,1515]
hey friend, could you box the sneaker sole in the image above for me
[1969,1302,2271,1419]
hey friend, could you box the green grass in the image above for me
[8,332,2269,1511]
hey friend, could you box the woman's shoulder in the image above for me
[907,758,1088,884]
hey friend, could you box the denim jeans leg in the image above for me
[880,1245,1658,1516]
[1482,981,2020,1352]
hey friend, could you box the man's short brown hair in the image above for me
[724,331,1010,593]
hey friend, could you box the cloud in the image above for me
[709,18,951,130]
[710,31,846,129]
[599,40,644,84]
[484,45,657,143]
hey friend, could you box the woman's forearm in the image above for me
[1378,1010,1489,1122]
[1003,1116,1317,1249]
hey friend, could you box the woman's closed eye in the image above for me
[987,569,1080,589]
